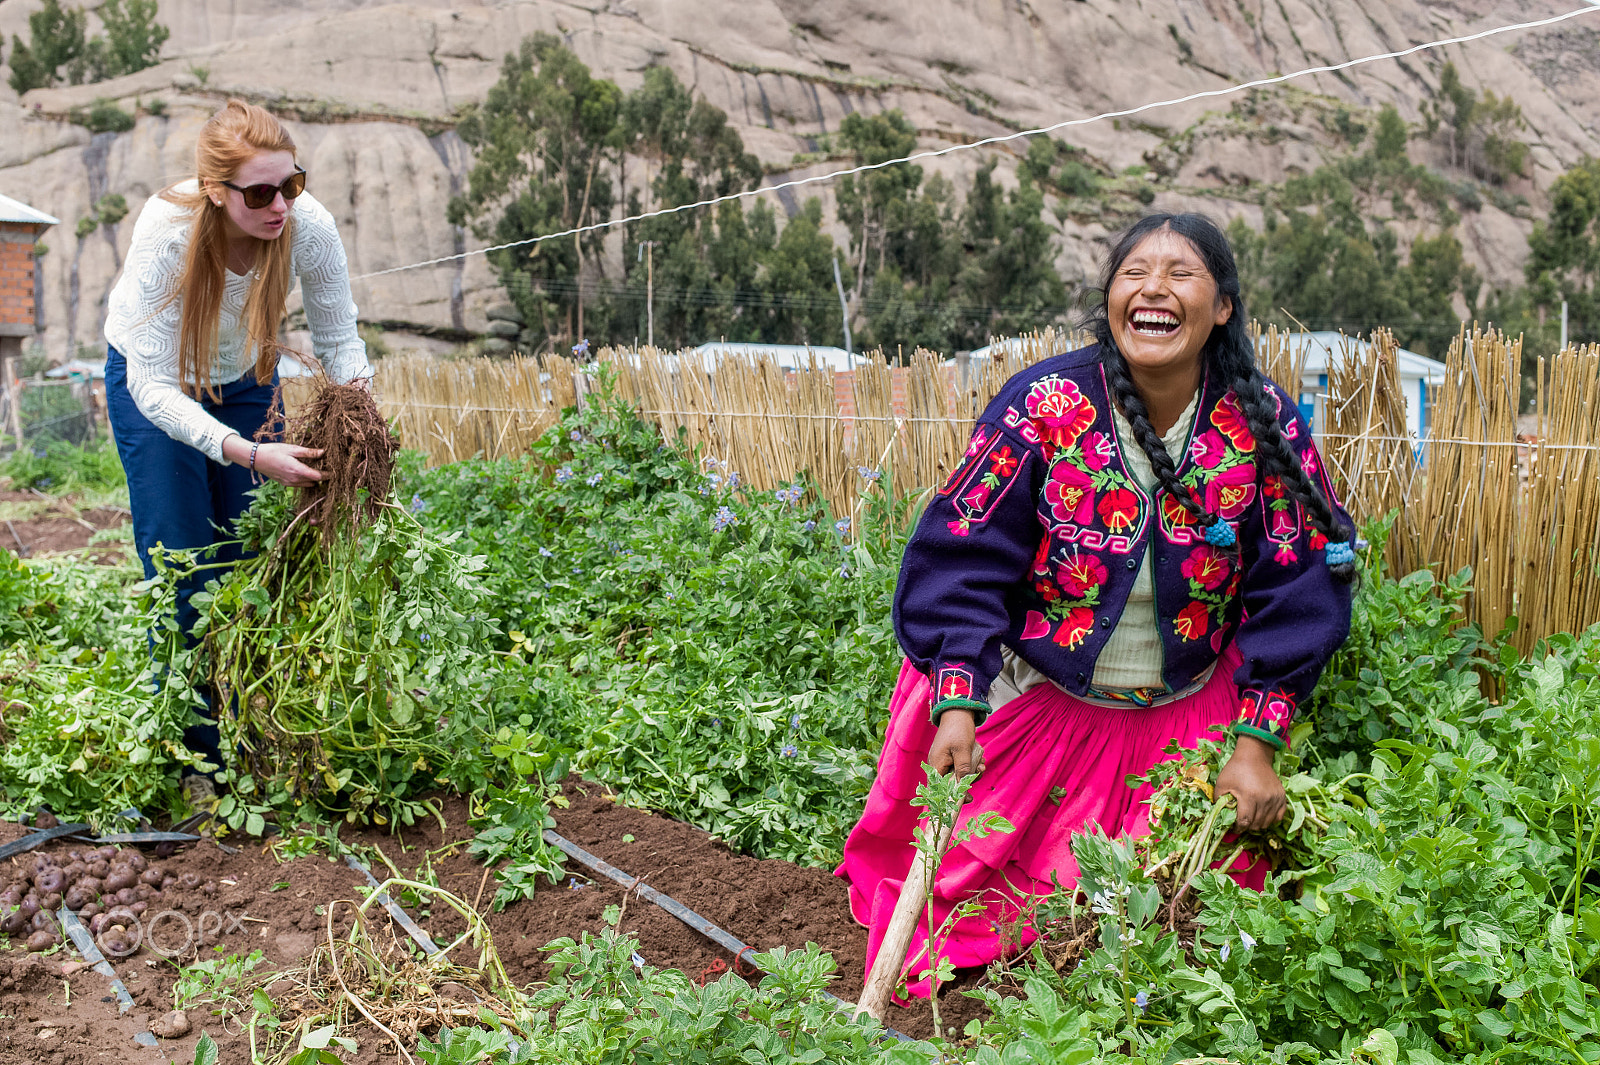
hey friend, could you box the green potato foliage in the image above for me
[401,383,905,865]
[184,480,500,829]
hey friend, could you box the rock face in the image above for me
[0,0,1596,356]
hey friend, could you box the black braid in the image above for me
[1084,212,1356,584]
[1226,366,1356,582]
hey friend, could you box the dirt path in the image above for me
[0,781,986,1062]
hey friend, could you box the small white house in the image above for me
[1278,331,1446,440]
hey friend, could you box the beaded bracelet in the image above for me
[248,441,261,483]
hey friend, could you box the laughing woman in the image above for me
[104,99,371,790]
[836,212,1356,997]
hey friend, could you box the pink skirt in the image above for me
[835,647,1266,1000]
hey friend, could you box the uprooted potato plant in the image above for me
[173,381,501,831]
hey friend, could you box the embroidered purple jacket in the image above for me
[893,345,1354,749]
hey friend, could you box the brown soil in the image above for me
[0,492,129,560]
[0,780,992,1063]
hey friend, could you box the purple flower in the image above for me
[408,493,427,514]
[1220,940,1231,963]
[1135,989,1149,1012]
[1240,930,1256,951]
[857,466,882,482]
[711,506,737,532]
[570,429,583,442]
[539,547,553,558]
[834,518,850,535]
[802,520,817,533]
[555,466,575,484]
[779,743,798,758]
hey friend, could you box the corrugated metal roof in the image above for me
[0,193,60,227]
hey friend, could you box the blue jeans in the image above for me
[105,345,280,771]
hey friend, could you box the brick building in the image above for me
[0,193,58,444]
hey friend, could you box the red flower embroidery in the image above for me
[1160,491,1198,529]
[1263,475,1286,500]
[1273,541,1298,566]
[1021,610,1051,640]
[1026,378,1097,450]
[1270,508,1298,538]
[1308,525,1328,550]
[1058,554,1109,598]
[1242,689,1296,734]
[960,481,992,513]
[1044,461,1096,526]
[938,668,973,701]
[1053,606,1096,649]
[947,518,971,537]
[1211,394,1256,452]
[1097,487,1139,531]
[1203,462,1257,520]
[989,445,1019,478]
[1081,431,1114,471]
[1035,578,1061,602]
[1189,428,1227,470]
[1180,545,1232,591]
[1173,600,1210,641]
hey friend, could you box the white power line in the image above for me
[352,3,1600,282]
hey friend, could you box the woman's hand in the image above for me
[928,709,986,779]
[1215,734,1286,831]
[222,435,325,487]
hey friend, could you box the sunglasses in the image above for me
[220,166,306,210]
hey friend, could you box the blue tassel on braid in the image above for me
[1203,519,1236,548]
[1324,541,1355,566]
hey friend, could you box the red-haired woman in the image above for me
[837,212,1356,1000]
[104,99,372,793]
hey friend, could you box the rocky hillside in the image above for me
[1,0,1597,357]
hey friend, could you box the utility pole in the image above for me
[637,241,660,349]
[832,255,854,371]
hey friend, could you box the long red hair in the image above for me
[161,99,297,398]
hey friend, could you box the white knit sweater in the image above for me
[104,181,372,463]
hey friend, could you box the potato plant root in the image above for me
[269,379,399,546]
[0,778,986,1061]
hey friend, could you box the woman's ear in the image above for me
[1214,291,1234,327]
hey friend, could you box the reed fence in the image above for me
[289,326,1599,649]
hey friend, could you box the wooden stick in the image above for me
[856,818,955,1021]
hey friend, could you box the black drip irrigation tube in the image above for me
[336,834,915,1044]
[344,853,441,957]
[541,829,915,1044]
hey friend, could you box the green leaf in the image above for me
[301,1024,335,1050]
[193,1033,219,1065]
